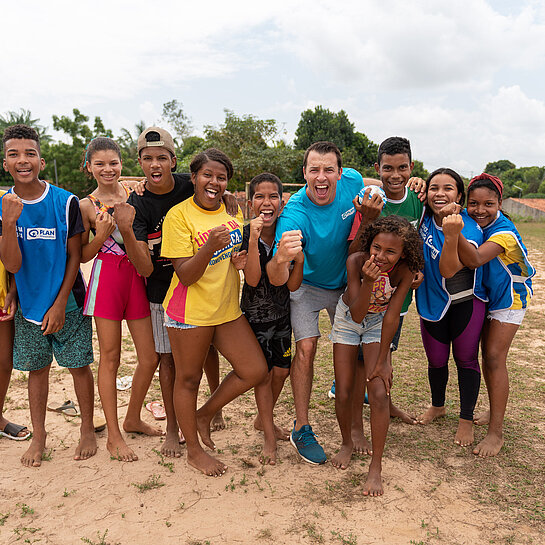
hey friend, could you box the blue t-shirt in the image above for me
[416,209,486,322]
[274,168,364,290]
[0,183,85,324]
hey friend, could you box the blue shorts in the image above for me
[290,283,344,342]
[329,296,387,346]
[14,307,93,372]
[164,313,197,330]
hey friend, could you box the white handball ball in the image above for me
[357,185,386,204]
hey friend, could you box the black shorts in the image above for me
[248,314,292,371]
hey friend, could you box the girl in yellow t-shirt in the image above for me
[0,189,30,440]
[161,148,268,477]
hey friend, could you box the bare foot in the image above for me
[187,447,227,476]
[196,411,215,450]
[390,403,418,425]
[351,428,372,455]
[21,437,45,468]
[473,432,504,458]
[254,416,290,441]
[418,406,446,425]
[123,418,164,436]
[259,437,277,466]
[363,463,383,497]
[331,443,353,469]
[473,410,490,426]
[454,419,474,447]
[74,430,97,460]
[161,430,183,458]
[107,436,138,462]
[211,411,226,431]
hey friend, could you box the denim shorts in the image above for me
[329,296,387,346]
[290,283,344,342]
[164,312,198,330]
[488,307,526,325]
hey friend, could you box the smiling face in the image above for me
[3,138,45,186]
[369,232,405,271]
[87,149,122,187]
[138,147,176,194]
[191,160,228,211]
[250,180,282,226]
[303,151,342,206]
[375,153,413,200]
[467,187,501,228]
[427,173,463,221]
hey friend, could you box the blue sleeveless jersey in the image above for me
[482,212,535,311]
[2,183,76,324]
[416,209,486,322]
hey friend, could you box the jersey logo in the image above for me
[283,347,291,358]
[26,227,56,240]
[342,206,355,220]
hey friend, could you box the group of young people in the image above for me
[0,125,534,497]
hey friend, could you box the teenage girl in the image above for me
[80,137,163,462]
[330,215,424,496]
[416,168,487,448]
[443,173,535,457]
[161,148,269,477]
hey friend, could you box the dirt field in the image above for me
[1,224,544,545]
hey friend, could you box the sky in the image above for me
[2,0,545,178]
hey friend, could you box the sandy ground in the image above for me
[1,258,544,545]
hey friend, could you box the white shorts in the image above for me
[487,308,526,325]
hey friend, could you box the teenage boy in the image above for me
[116,127,234,458]
[240,173,304,465]
[0,124,96,467]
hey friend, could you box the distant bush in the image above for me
[522,193,545,199]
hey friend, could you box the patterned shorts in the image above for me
[248,314,292,371]
[14,307,94,372]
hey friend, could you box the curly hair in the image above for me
[359,215,424,273]
[2,124,41,154]
[80,137,122,178]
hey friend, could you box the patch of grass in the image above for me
[256,528,273,540]
[331,530,357,545]
[17,503,34,517]
[41,448,53,462]
[131,474,165,493]
[302,522,324,543]
[152,448,175,473]
[63,488,75,497]
[81,529,120,545]
[0,512,9,526]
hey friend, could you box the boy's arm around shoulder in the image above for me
[0,193,23,273]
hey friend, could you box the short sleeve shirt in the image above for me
[161,197,244,326]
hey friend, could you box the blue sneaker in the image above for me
[290,421,327,465]
[327,381,336,399]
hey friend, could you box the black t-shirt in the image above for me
[127,173,193,303]
[240,224,290,323]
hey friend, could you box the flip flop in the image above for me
[145,401,166,420]
[47,400,79,416]
[93,416,107,433]
[116,376,133,391]
[0,422,31,441]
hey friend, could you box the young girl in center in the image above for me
[80,137,165,462]
[442,173,534,457]
[416,168,487,447]
[330,215,423,496]
[161,148,269,477]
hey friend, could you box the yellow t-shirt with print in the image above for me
[0,190,9,309]
[161,197,244,326]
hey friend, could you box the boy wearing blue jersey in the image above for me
[0,125,96,467]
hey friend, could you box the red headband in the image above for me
[468,173,503,198]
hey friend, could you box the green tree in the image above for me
[411,160,429,180]
[484,159,516,177]
[162,100,192,153]
[294,106,355,150]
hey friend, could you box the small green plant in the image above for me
[63,488,75,497]
[331,530,357,545]
[131,474,165,493]
[152,448,174,473]
[302,522,324,543]
[41,448,53,461]
[0,512,9,526]
[81,529,120,545]
[17,503,34,517]
[256,528,272,539]
[165,521,172,528]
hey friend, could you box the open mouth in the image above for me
[204,188,218,199]
[432,198,449,208]
[17,168,33,176]
[260,210,274,221]
[315,184,329,199]
[150,172,162,183]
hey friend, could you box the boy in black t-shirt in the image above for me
[240,173,304,464]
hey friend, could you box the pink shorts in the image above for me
[84,253,150,321]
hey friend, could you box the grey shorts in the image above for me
[329,296,387,346]
[150,302,171,354]
[290,283,344,342]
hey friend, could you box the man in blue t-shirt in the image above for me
[267,141,378,464]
